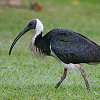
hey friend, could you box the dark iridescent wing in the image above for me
[50,29,100,64]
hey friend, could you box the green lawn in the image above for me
[0,0,100,99]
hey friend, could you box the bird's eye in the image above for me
[29,23,33,26]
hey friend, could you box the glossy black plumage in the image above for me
[34,33,51,55]
[35,29,100,64]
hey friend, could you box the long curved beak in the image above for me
[9,26,30,55]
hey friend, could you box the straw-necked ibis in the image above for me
[9,19,100,90]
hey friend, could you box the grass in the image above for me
[0,0,100,99]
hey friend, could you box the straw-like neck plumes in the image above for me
[30,19,44,56]
[30,41,45,57]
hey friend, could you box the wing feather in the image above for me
[50,29,100,64]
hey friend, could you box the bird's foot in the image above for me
[55,82,61,89]
[55,68,67,89]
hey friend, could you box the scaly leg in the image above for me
[76,64,90,90]
[55,68,67,89]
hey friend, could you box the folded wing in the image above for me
[50,30,100,64]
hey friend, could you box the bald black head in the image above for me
[27,19,37,30]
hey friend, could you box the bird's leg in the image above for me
[76,65,90,90]
[55,68,67,89]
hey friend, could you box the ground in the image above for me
[0,0,100,99]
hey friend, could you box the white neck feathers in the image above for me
[32,19,44,43]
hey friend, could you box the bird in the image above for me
[9,19,100,90]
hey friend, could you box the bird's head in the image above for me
[9,19,44,55]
